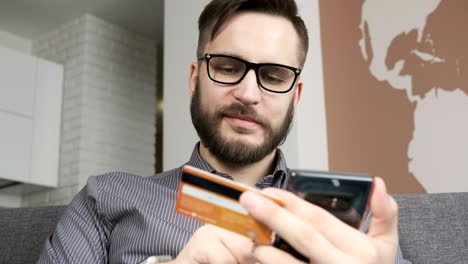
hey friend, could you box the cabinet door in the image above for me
[29,58,63,187]
[0,111,33,182]
[0,46,35,117]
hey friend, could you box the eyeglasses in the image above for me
[197,53,302,93]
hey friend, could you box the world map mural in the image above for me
[320,0,468,193]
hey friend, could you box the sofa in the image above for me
[0,193,467,264]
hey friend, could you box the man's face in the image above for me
[189,12,303,166]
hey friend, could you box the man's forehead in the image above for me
[204,12,301,66]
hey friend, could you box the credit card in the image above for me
[175,165,283,244]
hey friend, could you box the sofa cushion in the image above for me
[395,193,468,264]
[0,206,66,264]
[0,194,467,264]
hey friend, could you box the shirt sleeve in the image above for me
[361,211,413,264]
[36,176,109,264]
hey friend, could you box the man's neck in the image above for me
[198,144,277,187]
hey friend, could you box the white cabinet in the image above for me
[0,45,63,187]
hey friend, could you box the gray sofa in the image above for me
[0,193,467,264]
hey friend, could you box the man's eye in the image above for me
[262,74,286,84]
[220,67,238,74]
[214,65,240,75]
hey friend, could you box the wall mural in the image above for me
[319,0,468,193]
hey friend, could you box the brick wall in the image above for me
[21,14,157,206]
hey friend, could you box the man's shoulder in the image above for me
[86,167,183,204]
[59,166,200,247]
[94,167,181,187]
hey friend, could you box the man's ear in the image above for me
[189,62,199,96]
[293,79,303,107]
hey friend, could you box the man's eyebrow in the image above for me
[214,51,245,60]
[210,51,301,68]
[213,52,291,65]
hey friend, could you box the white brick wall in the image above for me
[22,14,157,207]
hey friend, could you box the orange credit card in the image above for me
[175,165,283,244]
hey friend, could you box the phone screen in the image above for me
[287,170,373,228]
[273,170,374,261]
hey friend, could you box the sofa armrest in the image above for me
[395,193,468,264]
[0,206,66,264]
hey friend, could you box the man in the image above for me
[38,0,409,263]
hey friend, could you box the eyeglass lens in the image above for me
[208,56,296,92]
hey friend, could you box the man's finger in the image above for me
[367,178,399,251]
[260,187,374,256]
[210,225,257,263]
[253,245,305,264]
[239,191,343,263]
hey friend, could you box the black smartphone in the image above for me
[273,169,374,261]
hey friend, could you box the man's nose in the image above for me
[232,69,261,105]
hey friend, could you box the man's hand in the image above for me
[170,224,256,264]
[239,177,399,264]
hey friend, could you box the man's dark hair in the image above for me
[197,0,309,67]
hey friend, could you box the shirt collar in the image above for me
[186,142,288,189]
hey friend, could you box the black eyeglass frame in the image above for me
[197,53,302,94]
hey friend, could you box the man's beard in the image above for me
[190,81,295,167]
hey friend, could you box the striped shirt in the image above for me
[37,143,410,263]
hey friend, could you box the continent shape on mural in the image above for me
[360,0,468,192]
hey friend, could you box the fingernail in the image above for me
[240,191,263,212]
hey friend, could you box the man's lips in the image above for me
[224,114,261,129]
[225,113,258,123]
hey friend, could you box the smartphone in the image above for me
[273,169,374,261]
